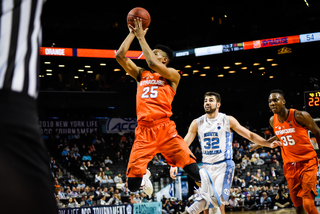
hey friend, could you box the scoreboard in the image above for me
[304,90,320,112]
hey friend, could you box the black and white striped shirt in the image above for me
[0,0,44,98]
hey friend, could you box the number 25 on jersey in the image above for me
[141,86,159,98]
[280,135,296,146]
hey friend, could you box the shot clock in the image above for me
[304,90,320,112]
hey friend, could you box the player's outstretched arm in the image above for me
[229,116,278,148]
[115,26,142,81]
[295,110,320,148]
[249,136,280,152]
[184,119,198,147]
[130,18,180,88]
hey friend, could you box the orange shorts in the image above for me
[283,157,319,207]
[126,118,197,177]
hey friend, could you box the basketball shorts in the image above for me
[126,118,197,177]
[0,90,58,213]
[283,156,319,207]
[201,159,235,204]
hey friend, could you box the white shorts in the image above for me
[201,159,235,204]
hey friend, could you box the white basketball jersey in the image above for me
[196,113,233,164]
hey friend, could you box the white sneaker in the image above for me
[141,169,153,196]
[199,168,221,209]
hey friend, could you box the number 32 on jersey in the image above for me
[141,86,159,98]
[280,135,296,146]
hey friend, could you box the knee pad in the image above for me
[183,163,201,182]
[127,177,142,192]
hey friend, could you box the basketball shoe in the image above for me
[141,169,153,196]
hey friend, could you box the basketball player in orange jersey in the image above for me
[251,89,320,214]
[115,18,201,195]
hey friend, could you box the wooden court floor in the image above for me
[226,207,320,214]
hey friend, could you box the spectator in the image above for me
[82,152,92,161]
[244,172,251,185]
[268,185,277,195]
[276,152,282,162]
[234,150,242,164]
[104,156,113,165]
[100,195,108,205]
[58,187,66,199]
[133,193,142,203]
[271,154,277,163]
[56,196,65,208]
[249,175,257,187]
[116,179,125,191]
[232,176,241,187]
[162,198,175,214]
[121,187,130,197]
[259,149,268,159]
[254,157,265,165]
[85,195,96,206]
[95,172,102,184]
[271,176,281,187]
[275,188,291,208]
[102,187,111,197]
[61,147,69,157]
[242,155,252,168]
[234,164,243,177]
[264,127,272,139]
[244,193,257,211]
[114,173,123,183]
[104,166,113,177]
[262,171,269,181]
[77,181,86,189]
[228,195,242,211]
[270,167,278,177]
[79,195,87,207]
[275,160,282,175]
[240,179,246,188]
[259,191,272,210]
[265,151,272,163]
[238,145,244,154]
[233,139,240,149]
[257,177,267,187]
[67,197,79,208]
[251,150,260,159]
[80,161,88,171]
[101,174,108,184]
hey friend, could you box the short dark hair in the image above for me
[204,92,221,103]
[154,44,174,62]
[270,89,285,98]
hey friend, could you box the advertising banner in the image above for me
[105,118,137,134]
[39,119,99,135]
[58,203,162,214]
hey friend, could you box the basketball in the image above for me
[127,7,151,30]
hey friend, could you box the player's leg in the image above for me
[126,126,157,193]
[157,121,200,182]
[283,163,303,213]
[299,159,318,214]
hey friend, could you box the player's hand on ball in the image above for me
[128,18,148,38]
[170,166,178,179]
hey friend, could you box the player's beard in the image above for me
[205,104,217,114]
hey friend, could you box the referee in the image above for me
[0,0,57,213]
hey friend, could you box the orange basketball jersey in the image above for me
[136,70,175,122]
[273,109,317,163]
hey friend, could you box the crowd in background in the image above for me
[44,120,311,213]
